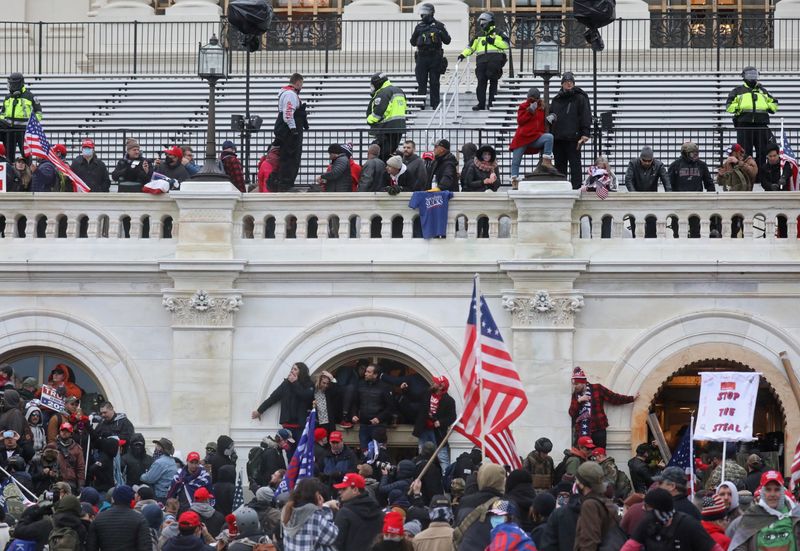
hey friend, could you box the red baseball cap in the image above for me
[178,511,201,528]
[591,447,606,457]
[187,451,201,463]
[193,487,213,502]
[759,470,784,488]
[333,473,365,490]
[59,422,73,433]
[329,431,343,443]
[383,511,404,536]
[52,144,67,156]
[163,145,183,159]
[577,436,596,449]
[314,428,328,442]
[81,139,94,149]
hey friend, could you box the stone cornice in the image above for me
[161,289,243,328]
[502,289,584,329]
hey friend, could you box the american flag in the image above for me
[232,470,244,511]
[780,133,799,192]
[667,428,692,472]
[454,278,527,469]
[23,115,91,193]
[276,409,317,496]
[790,437,800,492]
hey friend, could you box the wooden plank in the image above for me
[648,412,672,464]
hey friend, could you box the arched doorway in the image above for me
[316,347,436,458]
[648,358,786,471]
[0,347,108,412]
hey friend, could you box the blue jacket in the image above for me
[31,159,58,192]
[141,455,178,499]
[322,447,358,476]
[167,465,213,507]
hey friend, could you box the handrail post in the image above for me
[617,18,623,72]
[133,21,139,75]
[37,22,43,74]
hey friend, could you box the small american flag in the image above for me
[276,409,317,496]
[232,469,244,511]
[780,133,799,192]
[23,116,91,193]
[790,438,800,492]
[454,278,528,469]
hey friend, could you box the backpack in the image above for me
[235,536,276,550]
[719,166,752,191]
[452,498,496,548]
[47,526,81,551]
[553,454,570,484]
[586,496,627,551]
[3,482,25,521]
[246,446,266,485]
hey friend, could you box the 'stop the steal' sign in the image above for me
[694,371,760,442]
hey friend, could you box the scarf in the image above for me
[30,425,46,452]
[576,384,592,436]
[430,506,453,523]
[653,509,675,525]
[474,157,497,173]
[314,390,329,424]
[758,496,791,520]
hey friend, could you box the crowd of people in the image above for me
[1,62,786,196]
[0,358,790,551]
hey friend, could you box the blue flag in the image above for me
[667,428,692,471]
[276,409,317,496]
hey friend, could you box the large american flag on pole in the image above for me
[780,123,799,192]
[790,437,800,492]
[276,409,317,496]
[454,278,528,469]
[23,116,91,193]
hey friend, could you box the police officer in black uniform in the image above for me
[410,3,451,110]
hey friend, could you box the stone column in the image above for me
[158,179,244,453]
[510,178,579,258]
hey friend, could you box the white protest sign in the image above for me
[39,385,66,413]
[694,371,759,442]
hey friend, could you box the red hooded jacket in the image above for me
[36,363,82,400]
[509,99,546,153]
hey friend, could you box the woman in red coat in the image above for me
[509,87,556,186]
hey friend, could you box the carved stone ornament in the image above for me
[162,290,243,326]
[502,290,584,327]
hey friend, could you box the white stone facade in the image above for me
[0,179,799,472]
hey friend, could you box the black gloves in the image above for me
[457,54,465,62]
[386,185,401,196]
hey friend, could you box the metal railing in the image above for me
[2,15,800,75]
[426,56,472,129]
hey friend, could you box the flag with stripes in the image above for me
[791,437,800,492]
[454,279,528,469]
[667,428,692,474]
[232,470,244,511]
[780,132,799,192]
[23,115,91,193]
[276,409,317,496]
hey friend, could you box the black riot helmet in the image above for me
[8,73,24,93]
[370,72,388,93]
[478,12,495,32]
[742,66,759,87]
[419,3,435,23]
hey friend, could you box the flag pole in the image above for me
[474,273,487,462]
[410,411,464,492]
[721,440,727,484]
[689,411,695,500]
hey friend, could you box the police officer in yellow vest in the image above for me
[2,73,43,159]
[726,66,777,167]
[457,12,509,111]
[367,72,407,162]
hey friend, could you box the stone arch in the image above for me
[603,310,800,466]
[260,308,464,409]
[0,309,152,424]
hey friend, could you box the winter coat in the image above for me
[728,502,800,551]
[412,391,456,442]
[403,153,429,191]
[575,494,618,551]
[704,460,747,491]
[454,492,501,551]
[162,534,214,551]
[86,437,118,493]
[522,452,554,491]
[322,446,358,477]
[509,99,547,153]
[627,456,653,494]
[321,153,352,192]
[121,433,153,486]
[25,407,47,454]
[112,155,152,185]
[759,160,793,191]
[38,364,83,401]
[29,448,62,495]
[213,464,237,515]
[624,158,671,192]
[668,154,715,192]
[358,157,387,192]
[539,493,580,551]
[30,159,59,192]
[0,441,33,477]
[414,521,454,551]
[413,453,444,504]
[334,492,383,551]
[717,155,758,191]
[90,412,135,445]
[153,159,190,182]
[55,437,85,490]
[87,503,152,551]
[379,459,416,499]
[140,454,178,499]
[246,498,281,540]
[598,457,632,500]
[702,520,731,550]
[190,501,226,538]
[354,379,394,423]
[52,495,89,549]
[208,435,237,483]
[505,475,537,532]
[674,493,701,520]
[13,504,54,551]
[460,146,501,192]
[0,389,31,438]
[549,87,592,142]
[427,152,458,191]
[70,155,110,192]
[221,150,246,192]
[167,465,213,510]
[257,378,315,428]
[257,147,280,193]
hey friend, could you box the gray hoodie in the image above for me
[282,503,319,539]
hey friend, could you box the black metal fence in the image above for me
[2,14,800,76]
[25,124,798,188]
